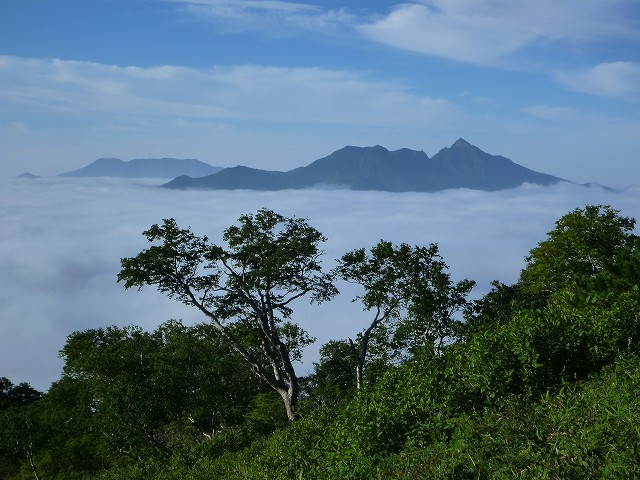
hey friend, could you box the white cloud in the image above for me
[1,178,638,390]
[169,0,355,35]
[358,0,640,67]
[0,55,465,176]
[556,61,640,100]
[0,56,452,128]
[358,3,528,66]
[174,0,322,14]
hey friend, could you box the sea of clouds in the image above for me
[2,177,639,391]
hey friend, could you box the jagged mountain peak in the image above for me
[451,138,472,148]
[440,138,485,156]
[450,137,480,150]
[163,140,567,192]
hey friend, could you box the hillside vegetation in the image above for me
[1,205,639,479]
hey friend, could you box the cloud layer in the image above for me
[171,0,354,35]
[360,1,639,69]
[0,56,451,126]
[556,61,640,101]
[2,178,639,390]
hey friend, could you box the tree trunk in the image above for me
[27,445,40,480]
[277,388,297,422]
[355,360,364,391]
[352,308,386,389]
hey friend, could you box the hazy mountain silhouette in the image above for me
[163,139,565,191]
[59,158,222,179]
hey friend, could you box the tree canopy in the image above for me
[118,209,337,420]
[335,240,475,388]
[519,205,639,298]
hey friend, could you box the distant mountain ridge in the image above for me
[59,157,222,179]
[162,139,566,192]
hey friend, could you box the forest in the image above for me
[2,204,640,479]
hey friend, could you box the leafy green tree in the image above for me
[0,403,46,480]
[304,340,359,406]
[519,205,639,300]
[118,209,337,420]
[59,321,265,459]
[313,340,357,391]
[464,205,640,340]
[459,285,640,405]
[462,281,524,338]
[0,380,44,479]
[335,241,474,388]
[0,377,41,411]
[0,321,268,479]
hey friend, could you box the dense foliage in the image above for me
[2,204,639,479]
[117,209,337,421]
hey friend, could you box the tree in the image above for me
[519,205,640,300]
[335,241,475,388]
[0,377,41,411]
[0,379,43,479]
[58,321,266,458]
[462,280,524,338]
[118,209,337,421]
[305,340,359,406]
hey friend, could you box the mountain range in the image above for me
[162,139,565,192]
[59,157,222,178]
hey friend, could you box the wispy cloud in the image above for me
[556,62,640,101]
[0,56,453,128]
[165,1,640,102]
[168,0,356,35]
[359,3,529,67]
[358,1,640,68]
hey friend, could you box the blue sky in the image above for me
[1,0,639,184]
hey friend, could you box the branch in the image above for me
[181,284,282,390]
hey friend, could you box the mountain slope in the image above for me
[426,138,563,190]
[166,166,288,190]
[161,139,567,191]
[60,157,222,179]
[284,145,431,191]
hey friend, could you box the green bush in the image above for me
[378,354,640,479]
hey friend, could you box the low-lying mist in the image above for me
[2,177,638,390]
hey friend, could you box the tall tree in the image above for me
[59,321,266,457]
[0,379,43,478]
[0,377,41,411]
[118,209,337,420]
[519,205,640,300]
[335,241,475,388]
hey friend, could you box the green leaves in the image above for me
[58,321,265,458]
[520,205,639,299]
[118,209,336,321]
[334,240,475,388]
[340,241,475,351]
[462,286,640,402]
[121,219,225,308]
[118,209,338,421]
[0,378,41,411]
[221,208,336,309]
